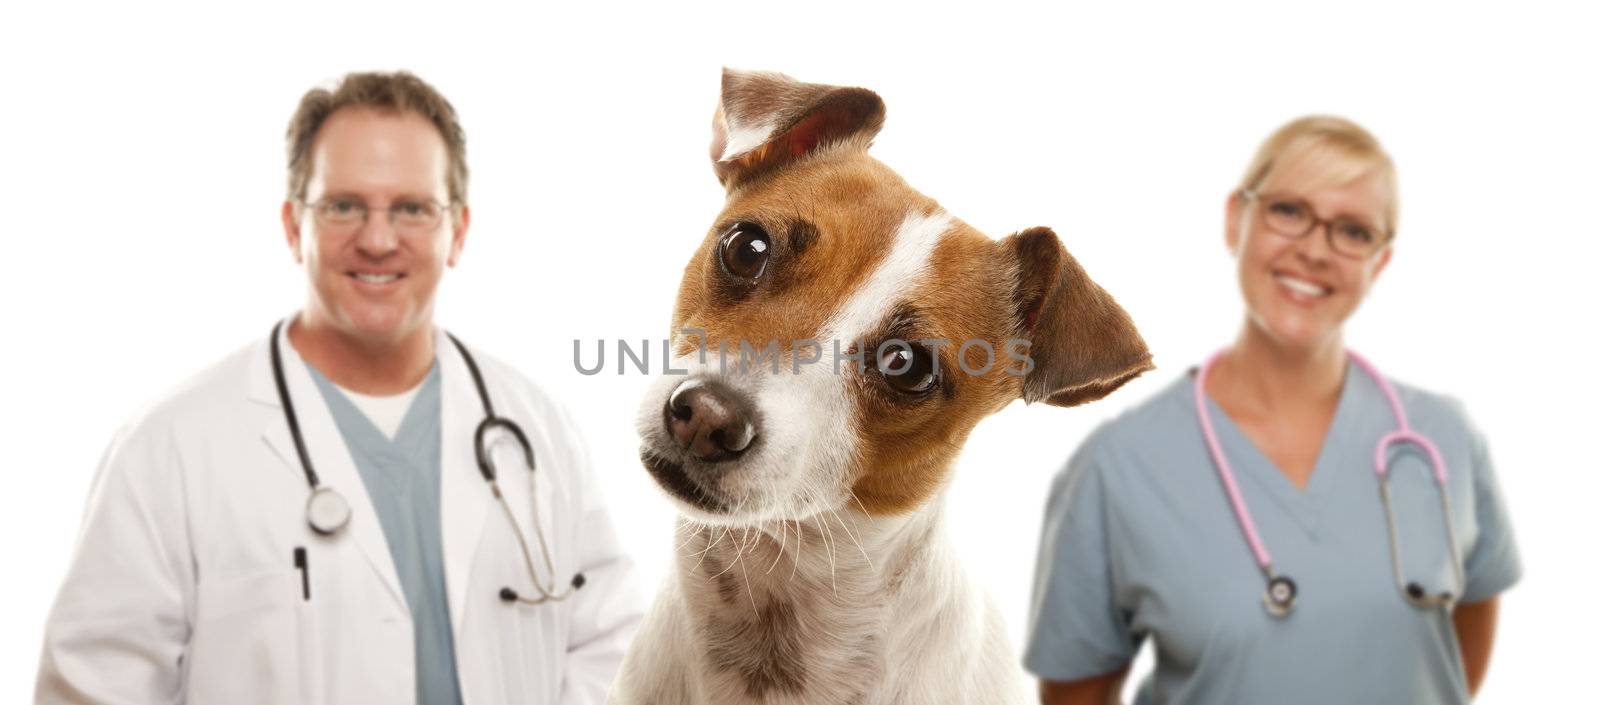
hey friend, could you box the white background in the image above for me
[3,1,1596,701]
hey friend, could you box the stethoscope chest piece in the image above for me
[306,486,352,536]
[1263,575,1297,618]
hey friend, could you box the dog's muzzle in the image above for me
[640,378,761,513]
[665,377,757,462]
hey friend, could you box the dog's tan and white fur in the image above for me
[610,69,1152,705]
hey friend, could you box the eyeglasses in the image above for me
[301,196,454,234]
[1240,189,1390,259]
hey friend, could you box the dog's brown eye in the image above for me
[877,341,938,395]
[718,223,770,281]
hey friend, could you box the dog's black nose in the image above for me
[665,378,756,462]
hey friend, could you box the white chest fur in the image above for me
[613,500,1029,705]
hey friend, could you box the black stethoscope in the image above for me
[269,321,585,605]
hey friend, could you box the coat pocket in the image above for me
[187,568,302,704]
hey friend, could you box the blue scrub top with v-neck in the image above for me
[308,360,465,705]
[1023,360,1521,705]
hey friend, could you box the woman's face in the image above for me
[1225,161,1393,352]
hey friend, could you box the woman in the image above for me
[1023,117,1520,704]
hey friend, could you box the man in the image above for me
[35,71,641,704]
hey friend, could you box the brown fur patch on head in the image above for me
[669,152,934,360]
[846,222,1029,515]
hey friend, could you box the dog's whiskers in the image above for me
[674,524,701,551]
[675,522,708,556]
[848,488,878,528]
[687,524,728,573]
[828,506,875,573]
[810,492,839,597]
[710,524,753,581]
[788,517,803,582]
[734,530,759,617]
[689,498,745,573]
[707,543,742,580]
[766,515,788,575]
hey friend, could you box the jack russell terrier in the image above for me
[611,69,1152,705]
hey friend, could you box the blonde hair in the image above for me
[1239,115,1398,237]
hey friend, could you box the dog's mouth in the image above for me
[640,450,730,514]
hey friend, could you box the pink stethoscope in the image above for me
[1194,349,1466,617]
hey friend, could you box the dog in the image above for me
[610,69,1152,705]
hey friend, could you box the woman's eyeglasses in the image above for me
[1241,189,1390,259]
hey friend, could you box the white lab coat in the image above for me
[35,320,642,705]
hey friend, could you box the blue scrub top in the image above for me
[1024,361,1521,705]
[308,361,465,705]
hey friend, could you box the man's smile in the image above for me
[347,270,406,286]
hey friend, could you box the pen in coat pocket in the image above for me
[294,546,309,601]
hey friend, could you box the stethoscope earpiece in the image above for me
[497,572,586,606]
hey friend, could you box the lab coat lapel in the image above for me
[252,319,409,613]
[438,330,493,641]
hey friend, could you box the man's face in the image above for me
[282,107,468,345]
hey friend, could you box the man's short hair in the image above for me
[285,70,469,204]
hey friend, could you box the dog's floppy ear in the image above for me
[710,68,886,190]
[1004,227,1153,407]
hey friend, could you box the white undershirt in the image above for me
[336,381,424,441]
